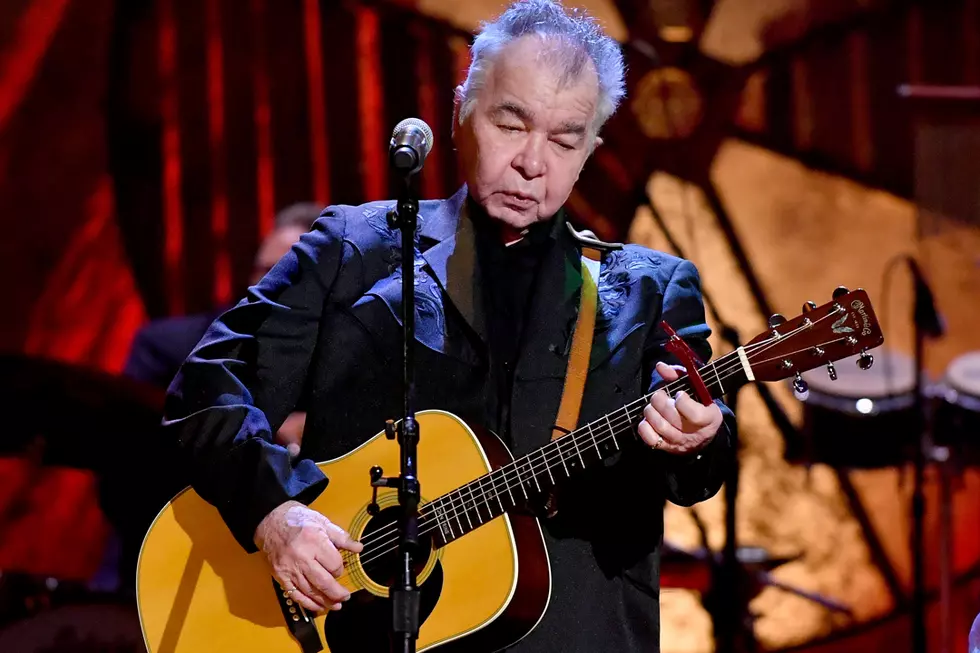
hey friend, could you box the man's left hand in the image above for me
[638,361,723,455]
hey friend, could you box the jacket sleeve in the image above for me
[642,259,735,507]
[162,208,347,552]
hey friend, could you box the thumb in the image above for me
[655,361,685,382]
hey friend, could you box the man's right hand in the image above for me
[254,500,363,613]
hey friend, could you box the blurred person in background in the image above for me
[94,202,321,593]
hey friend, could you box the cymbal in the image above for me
[0,354,165,470]
[661,542,800,592]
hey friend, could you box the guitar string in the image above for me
[345,322,846,580]
[341,332,854,581]
[340,311,847,575]
[341,308,846,563]
[340,337,758,558]
[343,307,842,554]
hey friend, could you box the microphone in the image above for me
[389,118,433,176]
[907,257,945,338]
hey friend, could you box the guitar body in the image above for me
[136,410,551,652]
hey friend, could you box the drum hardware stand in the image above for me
[932,444,954,653]
[639,189,804,653]
[906,255,945,653]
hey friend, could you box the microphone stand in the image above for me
[383,175,422,653]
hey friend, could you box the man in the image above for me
[163,1,734,651]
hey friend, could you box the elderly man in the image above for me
[163,1,733,651]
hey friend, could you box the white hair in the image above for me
[458,0,626,136]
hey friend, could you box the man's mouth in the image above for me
[501,192,536,209]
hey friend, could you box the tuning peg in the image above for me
[802,301,817,313]
[857,350,874,370]
[793,372,809,401]
[826,361,838,381]
[768,313,786,329]
[832,286,850,300]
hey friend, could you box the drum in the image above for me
[792,349,919,467]
[934,351,980,465]
[0,596,144,652]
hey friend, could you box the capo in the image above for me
[660,320,713,406]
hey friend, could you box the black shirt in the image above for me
[469,199,561,446]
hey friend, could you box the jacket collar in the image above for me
[419,186,582,349]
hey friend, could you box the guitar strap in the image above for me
[545,246,601,516]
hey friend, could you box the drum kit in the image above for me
[0,354,172,653]
[658,345,980,651]
[792,345,980,653]
[791,348,980,469]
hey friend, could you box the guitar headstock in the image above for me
[745,287,884,384]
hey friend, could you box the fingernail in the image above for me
[343,593,351,602]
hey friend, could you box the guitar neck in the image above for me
[422,348,754,547]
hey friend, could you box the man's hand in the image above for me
[254,501,363,613]
[638,361,723,455]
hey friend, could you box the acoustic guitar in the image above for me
[136,288,883,652]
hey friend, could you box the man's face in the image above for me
[251,225,307,285]
[454,36,600,232]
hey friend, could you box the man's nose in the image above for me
[512,133,546,180]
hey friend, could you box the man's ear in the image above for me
[585,134,603,157]
[451,85,464,138]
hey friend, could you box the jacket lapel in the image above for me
[418,186,488,345]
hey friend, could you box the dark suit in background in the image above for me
[124,312,220,388]
[163,186,734,652]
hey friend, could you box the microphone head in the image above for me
[392,117,433,156]
[390,118,433,175]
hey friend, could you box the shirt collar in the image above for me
[466,194,565,250]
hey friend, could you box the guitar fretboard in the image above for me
[419,354,747,547]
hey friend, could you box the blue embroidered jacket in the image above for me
[163,186,734,653]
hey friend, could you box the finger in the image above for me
[330,602,343,611]
[674,391,718,428]
[303,556,351,604]
[655,361,686,382]
[639,404,684,450]
[324,521,364,553]
[287,574,328,612]
[293,569,336,612]
[643,402,685,441]
[637,418,682,453]
[287,587,323,614]
[314,540,345,579]
[650,391,683,431]
[636,418,661,449]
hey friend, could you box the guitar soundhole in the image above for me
[359,506,434,587]
[325,506,443,652]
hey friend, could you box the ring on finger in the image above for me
[654,434,664,450]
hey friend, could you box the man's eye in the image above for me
[498,124,522,132]
[553,140,575,151]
